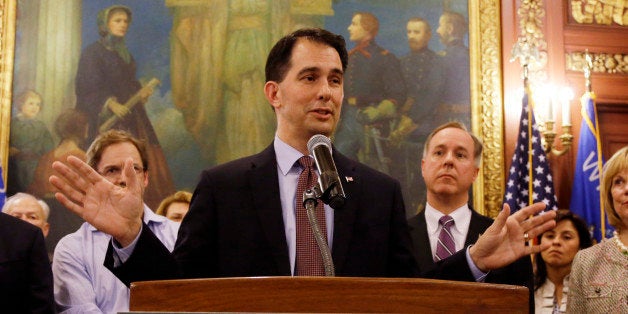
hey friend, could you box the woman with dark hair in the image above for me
[534,209,592,313]
[75,5,173,209]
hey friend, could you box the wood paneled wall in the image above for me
[501,0,628,208]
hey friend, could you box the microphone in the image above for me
[307,134,346,209]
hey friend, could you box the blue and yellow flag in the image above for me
[570,92,611,241]
[0,165,5,209]
[504,87,559,212]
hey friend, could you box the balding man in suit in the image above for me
[408,121,534,311]
[0,212,54,313]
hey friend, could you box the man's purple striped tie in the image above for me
[434,215,456,261]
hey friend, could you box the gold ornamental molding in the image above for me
[470,0,505,218]
[0,0,15,182]
[571,0,628,26]
[566,51,628,74]
[517,0,549,85]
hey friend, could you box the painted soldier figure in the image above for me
[435,11,471,126]
[394,17,446,214]
[335,12,405,174]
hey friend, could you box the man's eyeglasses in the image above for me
[98,164,145,180]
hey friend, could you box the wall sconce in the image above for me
[510,36,573,156]
[537,87,574,156]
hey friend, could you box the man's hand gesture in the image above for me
[49,156,144,247]
[470,202,556,272]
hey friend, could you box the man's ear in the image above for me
[142,170,149,189]
[446,24,454,36]
[42,222,50,238]
[472,166,479,182]
[264,81,281,110]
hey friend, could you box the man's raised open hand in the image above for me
[49,156,144,247]
[469,202,556,272]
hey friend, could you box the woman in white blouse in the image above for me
[533,210,592,313]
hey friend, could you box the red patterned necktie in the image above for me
[295,156,327,276]
[434,215,456,261]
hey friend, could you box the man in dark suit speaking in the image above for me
[407,121,534,309]
[50,28,555,285]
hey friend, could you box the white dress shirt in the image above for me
[424,202,472,259]
[53,205,179,314]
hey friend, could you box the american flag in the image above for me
[503,88,558,212]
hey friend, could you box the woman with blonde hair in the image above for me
[567,146,628,313]
[156,191,192,223]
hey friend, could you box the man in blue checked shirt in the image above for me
[52,129,179,313]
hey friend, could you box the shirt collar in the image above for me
[274,135,312,176]
[142,204,170,224]
[537,275,570,308]
[425,202,471,236]
[88,204,169,231]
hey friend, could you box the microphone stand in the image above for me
[303,186,335,276]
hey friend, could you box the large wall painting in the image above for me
[0,0,505,256]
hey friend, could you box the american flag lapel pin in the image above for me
[345,176,354,182]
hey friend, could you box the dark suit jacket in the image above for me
[0,213,55,313]
[107,144,475,285]
[408,208,534,311]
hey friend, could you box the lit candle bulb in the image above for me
[548,98,554,121]
[562,99,571,125]
[560,87,574,126]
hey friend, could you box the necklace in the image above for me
[612,231,628,256]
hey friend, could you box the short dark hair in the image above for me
[355,12,380,37]
[86,129,149,171]
[407,17,432,33]
[423,121,483,167]
[265,28,348,83]
[533,209,593,290]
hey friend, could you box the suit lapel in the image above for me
[465,210,487,246]
[411,210,437,271]
[329,150,358,273]
[247,144,291,275]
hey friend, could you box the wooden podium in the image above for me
[130,276,528,313]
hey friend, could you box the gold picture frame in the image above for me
[0,0,505,217]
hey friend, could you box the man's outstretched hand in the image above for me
[49,155,144,247]
[470,202,556,272]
